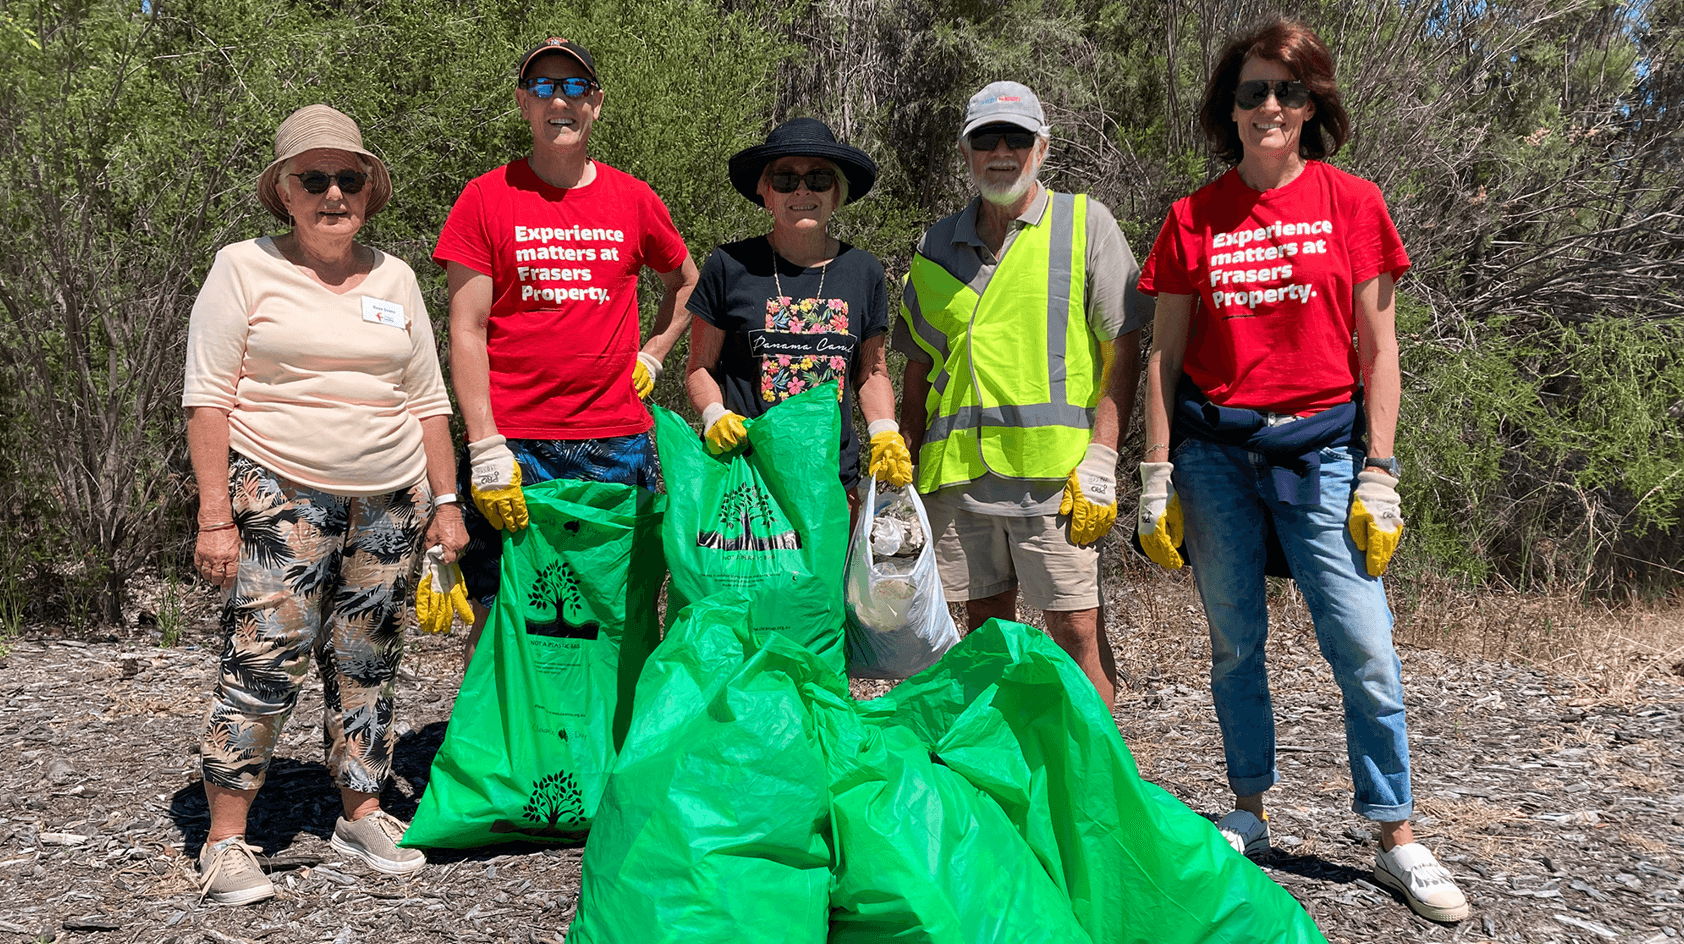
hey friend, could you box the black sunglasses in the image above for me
[289,170,368,195]
[1234,79,1311,109]
[768,170,837,193]
[967,126,1037,151]
[522,76,598,99]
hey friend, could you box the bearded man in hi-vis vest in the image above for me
[892,81,1152,705]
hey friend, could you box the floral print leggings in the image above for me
[200,452,431,795]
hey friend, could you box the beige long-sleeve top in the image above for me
[183,237,452,496]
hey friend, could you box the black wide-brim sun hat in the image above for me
[728,118,877,207]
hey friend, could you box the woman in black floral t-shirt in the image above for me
[684,119,911,517]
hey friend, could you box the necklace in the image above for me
[770,239,830,301]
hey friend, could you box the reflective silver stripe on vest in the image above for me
[1045,191,1077,404]
[924,402,1097,444]
[904,265,952,394]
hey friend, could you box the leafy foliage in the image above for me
[0,0,1679,628]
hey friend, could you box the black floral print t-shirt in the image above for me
[688,236,889,488]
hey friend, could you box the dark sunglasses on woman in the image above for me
[289,170,368,195]
[769,170,837,193]
[967,126,1037,151]
[522,76,599,100]
[1234,79,1311,110]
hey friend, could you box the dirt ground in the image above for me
[2,565,1683,944]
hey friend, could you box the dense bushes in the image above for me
[0,0,1678,629]
[758,0,1684,595]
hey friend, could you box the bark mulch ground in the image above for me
[2,579,1682,944]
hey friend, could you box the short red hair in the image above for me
[1199,17,1350,164]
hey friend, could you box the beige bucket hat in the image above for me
[257,104,392,223]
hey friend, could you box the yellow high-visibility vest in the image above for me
[903,191,1097,492]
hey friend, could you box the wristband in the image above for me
[433,492,460,506]
[199,521,237,533]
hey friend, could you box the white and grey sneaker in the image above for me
[1215,809,1271,857]
[331,810,426,875]
[1374,842,1470,922]
[198,836,276,906]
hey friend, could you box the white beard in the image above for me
[974,162,1039,205]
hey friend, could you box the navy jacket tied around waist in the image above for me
[1164,375,1366,580]
[1171,374,1365,507]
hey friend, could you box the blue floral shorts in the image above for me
[456,433,660,605]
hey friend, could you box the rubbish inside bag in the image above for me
[865,495,927,588]
[869,507,926,559]
[844,478,960,679]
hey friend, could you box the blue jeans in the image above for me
[1173,437,1413,822]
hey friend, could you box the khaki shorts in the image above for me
[921,491,1101,611]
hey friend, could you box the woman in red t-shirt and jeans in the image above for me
[1134,17,1469,923]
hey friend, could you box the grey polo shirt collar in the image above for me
[952,185,1051,259]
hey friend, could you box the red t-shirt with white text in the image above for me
[433,159,689,438]
[1138,161,1408,414]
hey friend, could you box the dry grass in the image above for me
[85,546,1684,705]
[1099,548,1684,700]
[1390,571,1684,698]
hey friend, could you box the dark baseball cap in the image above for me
[517,38,597,84]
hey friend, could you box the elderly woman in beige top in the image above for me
[181,105,464,906]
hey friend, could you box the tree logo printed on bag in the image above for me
[696,482,801,551]
[488,771,588,840]
[524,560,601,639]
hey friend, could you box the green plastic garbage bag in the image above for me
[857,620,1327,944]
[401,479,664,849]
[652,384,849,674]
[822,709,1096,944]
[568,592,837,944]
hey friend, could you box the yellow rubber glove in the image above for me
[416,545,473,634]
[1059,443,1119,545]
[1348,469,1404,576]
[632,351,661,400]
[468,435,529,532]
[1137,461,1185,569]
[701,403,748,455]
[866,420,913,488]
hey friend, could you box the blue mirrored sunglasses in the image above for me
[522,76,598,100]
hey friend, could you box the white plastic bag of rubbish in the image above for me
[844,476,960,679]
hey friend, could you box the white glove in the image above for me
[468,435,528,531]
[632,351,662,399]
[1136,461,1184,569]
[1060,443,1119,544]
[700,402,747,455]
[416,545,473,634]
[1348,469,1404,576]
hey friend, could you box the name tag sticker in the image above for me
[361,296,406,328]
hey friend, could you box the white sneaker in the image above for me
[1215,809,1270,856]
[1374,842,1470,922]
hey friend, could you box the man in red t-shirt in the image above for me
[433,38,698,662]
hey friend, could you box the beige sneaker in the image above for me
[331,810,426,875]
[1374,842,1471,922]
[198,837,276,906]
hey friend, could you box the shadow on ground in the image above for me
[167,720,459,858]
